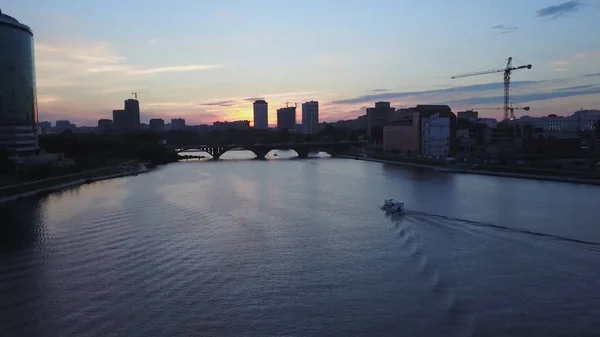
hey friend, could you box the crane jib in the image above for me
[450,57,533,120]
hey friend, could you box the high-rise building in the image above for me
[171,118,186,130]
[124,99,140,129]
[253,100,268,129]
[302,101,319,134]
[149,118,165,133]
[113,110,133,133]
[277,107,296,131]
[0,9,39,156]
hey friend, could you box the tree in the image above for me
[595,120,600,137]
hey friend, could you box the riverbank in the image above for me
[339,154,600,186]
[0,164,149,204]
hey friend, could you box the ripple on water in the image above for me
[2,158,600,336]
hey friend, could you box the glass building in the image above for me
[0,9,39,156]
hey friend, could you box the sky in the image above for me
[3,0,600,126]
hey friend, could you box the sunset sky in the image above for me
[3,0,600,126]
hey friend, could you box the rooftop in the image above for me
[0,9,33,34]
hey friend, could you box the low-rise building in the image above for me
[97,119,114,133]
[213,120,250,131]
[382,112,420,154]
[149,118,165,133]
[382,105,456,157]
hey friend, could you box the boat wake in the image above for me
[403,210,600,248]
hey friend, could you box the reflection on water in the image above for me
[1,156,600,336]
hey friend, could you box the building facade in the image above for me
[301,101,319,135]
[124,99,140,129]
[277,107,296,131]
[0,10,39,156]
[367,102,396,137]
[149,118,165,133]
[253,100,268,130]
[421,113,452,157]
[382,105,456,157]
[382,112,420,154]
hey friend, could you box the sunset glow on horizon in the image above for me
[2,0,599,126]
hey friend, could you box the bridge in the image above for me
[171,141,361,160]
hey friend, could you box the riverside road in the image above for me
[1,151,600,337]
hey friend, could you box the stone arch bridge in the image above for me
[172,141,361,160]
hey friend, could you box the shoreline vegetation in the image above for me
[2,125,599,203]
[0,163,151,204]
[339,154,600,186]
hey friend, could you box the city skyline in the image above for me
[3,0,600,126]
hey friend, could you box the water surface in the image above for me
[2,151,600,336]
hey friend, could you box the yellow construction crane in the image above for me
[452,57,532,121]
[473,103,530,120]
[131,91,147,100]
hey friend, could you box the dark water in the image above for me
[2,151,600,337]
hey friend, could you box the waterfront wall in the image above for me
[0,166,139,202]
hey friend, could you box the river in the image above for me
[2,150,600,337]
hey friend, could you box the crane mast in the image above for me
[131,91,147,100]
[452,57,532,121]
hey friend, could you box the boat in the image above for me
[381,199,406,214]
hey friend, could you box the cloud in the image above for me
[87,64,222,75]
[553,84,599,92]
[583,72,600,77]
[492,24,518,34]
[331,81,540,105]
[536,1,584,19]
[200,100,238,107]
[245,97,265,102]
[148,38,161,45]
[144,102,199,109]
[35,40,223,90]
[550,51,600,71]
[37,95,62,104]
[367,89,389,93]
[441,85,600,106]
[131,64,222,75]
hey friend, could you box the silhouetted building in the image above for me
[253,100,268,130]
[277,107,296,131]
[113,110,136,133]
[302,101,319,134]
[213,120,250,131]
[457,110,479,120]
[367,102,396,138]
[97,119,114,133]
[37,121,51,134]
[0,9,39,156]
[171,118,186,130]
[124,99,141,129]
[55,120,75,132]
[149,118,165,133]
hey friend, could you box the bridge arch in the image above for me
[172,142,360,160]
